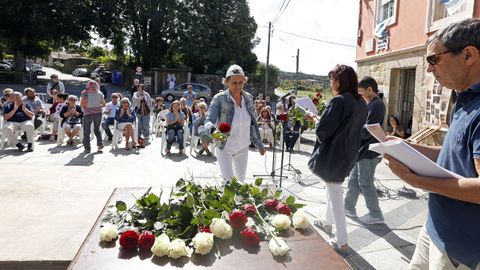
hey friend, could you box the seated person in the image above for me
[192,102,213,156]
[257,107,274,148]
[165,100,186,156]
[23,87,45,131]
[283,117,301,152]
[387,115,405,138]
[115,98,137,150]
[102,93,120,141]
[152,96,166,116]
[51,93,68,140]
[60,95,83,146]
[1,88,14,113]
[2,91,34,152]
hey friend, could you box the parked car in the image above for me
[72,67,89,77]
[161,83,212,102]
[0,63,11,71]
[90,66,112,83]
[31,64,46,75]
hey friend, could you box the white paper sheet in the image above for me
[369,140,463,178]
[295,98,318,115]
[365,123,387,142]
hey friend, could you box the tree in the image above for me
[0,0,94,81]
[250,62,280,95]
[180,0,258,74]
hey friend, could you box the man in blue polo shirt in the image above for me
[2,91,35,152]
[385,18,480,270]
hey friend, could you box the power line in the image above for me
[275,32,296,49]
[259,26,356,48]
[276,29,356,48]
[271,0,288,23]
[272,0,293,24]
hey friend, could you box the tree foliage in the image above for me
[0,0,260,81]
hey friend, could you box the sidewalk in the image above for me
[0,132,427,270]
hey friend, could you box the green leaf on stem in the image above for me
[286,196,295,205]
[255,178,263,186]
[115,201,127,212]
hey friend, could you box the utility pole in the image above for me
[265,22,272,97]
[295,49,299,95]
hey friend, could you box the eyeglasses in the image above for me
[111,96,118,99]
[68,99,77,101]
[426,50,454,66]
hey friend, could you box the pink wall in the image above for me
[356,0,480,61]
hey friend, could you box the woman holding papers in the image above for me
[305,64,368,254]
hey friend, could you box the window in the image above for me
[375,0,397,26]
[426,0,474,32]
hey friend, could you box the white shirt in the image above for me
[104,101,119,118]
[224,95,251,152]
[54,102,66,119]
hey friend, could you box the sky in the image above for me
[248,0,359,76]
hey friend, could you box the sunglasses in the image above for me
[426,50,455,66]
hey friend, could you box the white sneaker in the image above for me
[359,214,385,225]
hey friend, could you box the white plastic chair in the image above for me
[189,125,215,156]
[57,119,95,146]
[111,120,138,149]
[154,110,169,138]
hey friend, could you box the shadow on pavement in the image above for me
[64,152,94,166]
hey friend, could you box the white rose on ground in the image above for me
[210,218,233,239]
[271,214,291,231]
[292,211,310,229]
[269,237,289,256]
[99,223,118,242]
[151,233,171,257]
[192,232,214,255]
[168,239,190,259]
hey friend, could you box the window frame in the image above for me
[425,0,475,33]
[374,0,398,28]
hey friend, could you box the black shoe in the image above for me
[205,149,212,156]
[198,148,205,155]
[26,143,33,152]
[16,142,25,151]
[107,137,113,142]
[84,149,91,154]
[21,134,27,141]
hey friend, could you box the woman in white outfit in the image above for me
[205,64,265,183]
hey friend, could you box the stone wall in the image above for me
[357,48,429,134]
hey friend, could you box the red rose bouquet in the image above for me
[212,122,231,143]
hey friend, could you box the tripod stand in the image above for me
[253,117,288,185]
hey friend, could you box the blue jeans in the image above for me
[137,114,150,138]
[344,157,383,218]
[83,113,103,151]
[101,117,115,139]
[166,127,184,150]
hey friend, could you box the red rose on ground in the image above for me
[242,204,256,217]
[218,122,231,133]
[229,210,248,229]
[199,226,212,233]
[263,198,279,211]
[316,92,323,98]
[276,202,292,216]
[138,231,155,251]
[240,226,260,246]
[312,97,319,105]
[119,230,139,249]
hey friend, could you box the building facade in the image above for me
[356,0,479,137]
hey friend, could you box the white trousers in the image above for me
[259,126,274,145]
[409,226,480,270]
[216,146,249,183]
[3,120,34,144]
[325,182,348,246]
